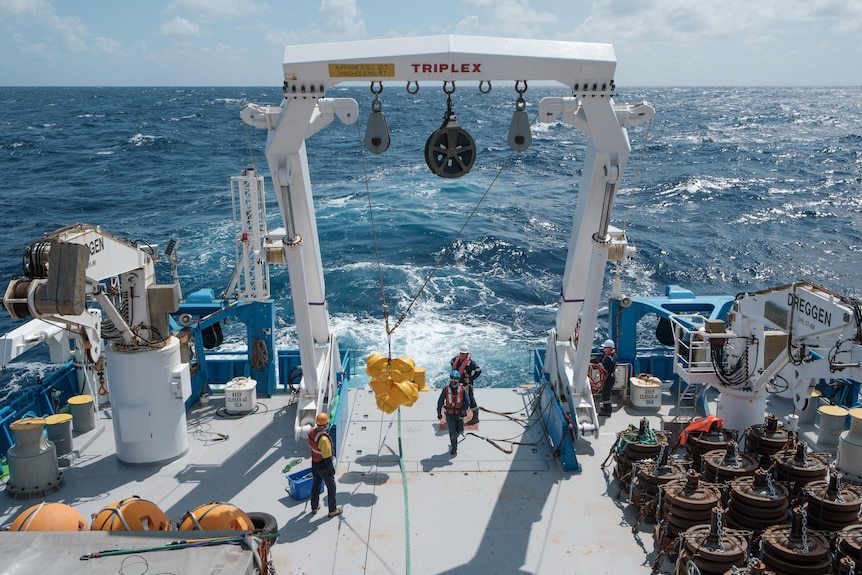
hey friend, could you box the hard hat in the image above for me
[602,339,616,349]
[316,412,329,425]
[450,370,461,379]
[459,344,469,354]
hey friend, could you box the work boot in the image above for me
[466,410,479,425]
[599,403,612,417]
[450,444,457,455]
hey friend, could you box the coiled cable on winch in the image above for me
[22,239,52,278]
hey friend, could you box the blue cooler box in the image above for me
[287,467,324,501]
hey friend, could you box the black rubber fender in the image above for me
[247,511,278,542]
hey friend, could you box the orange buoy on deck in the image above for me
[91,496,171,531]
[10,502,88,531]
[178,502,253,531]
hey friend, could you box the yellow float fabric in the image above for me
[365,352,422,413]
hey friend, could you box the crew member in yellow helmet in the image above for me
[308,412,343,518]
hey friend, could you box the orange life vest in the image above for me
[679,415,723,446]
[444,385,466,414]
[308,426,332,462]
[452,354,470,377]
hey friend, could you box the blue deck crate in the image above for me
[287,467,324,501]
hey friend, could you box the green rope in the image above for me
[616,423,659,455]
[398,407,412,574]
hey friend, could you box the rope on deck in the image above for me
[398,408,412,575]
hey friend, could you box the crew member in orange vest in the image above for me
[450,343,482,424]
[437,370,471,456]
[308,412,343,518]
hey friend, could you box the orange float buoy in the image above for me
[178,502,253,531]
[91,496,171,531]
[10,502,88,531]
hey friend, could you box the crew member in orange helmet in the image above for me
[308,412,343,518]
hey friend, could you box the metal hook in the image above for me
[479,81,492,94]
[443,81,456,112]
[406,81,419,94]
[515,80,528,95]
[370,81,383,95]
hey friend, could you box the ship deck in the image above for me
[0,383,825,574]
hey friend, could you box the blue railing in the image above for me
[0,361,79,456]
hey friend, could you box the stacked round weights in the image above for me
[725,468,790,531]
[760,506,833,575]
[613,417,667,489]
[835,524,862,574]
[720,560,777,575]
[630,439,686,525]
[687,425,737,471]
[677,507,749,575]
[701,440,760,483]
[659,469,723,538]
[801,471,862,532]
[773,441,830,497]
[746,413,793,461]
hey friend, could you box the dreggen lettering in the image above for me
[787,293,832,327]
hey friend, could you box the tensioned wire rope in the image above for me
[354,83,539,575]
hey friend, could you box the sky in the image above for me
[1,0,860,87]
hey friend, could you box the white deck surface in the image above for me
[0,383,826,574]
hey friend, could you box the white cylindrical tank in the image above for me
[106,336,190,465]
[715,387,767,435]
[836,408,862,481]
[225,376,258,414]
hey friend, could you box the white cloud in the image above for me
[572,0,862,42]
[165,0,267,21]
[803,0,862,32]
[161,16,201,38]
[264,29,300,49]
[90,35,120,54]
[0,0,121,56]
[0,0,53,17]
[309,0,366,40]
[453,0,558,38]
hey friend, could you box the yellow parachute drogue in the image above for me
[366,353,423,413]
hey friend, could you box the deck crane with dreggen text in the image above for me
[2,224,191,465]
[670,280,862,435]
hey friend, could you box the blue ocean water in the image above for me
[1,86,861,397]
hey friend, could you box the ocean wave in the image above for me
[2,85,861,393]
